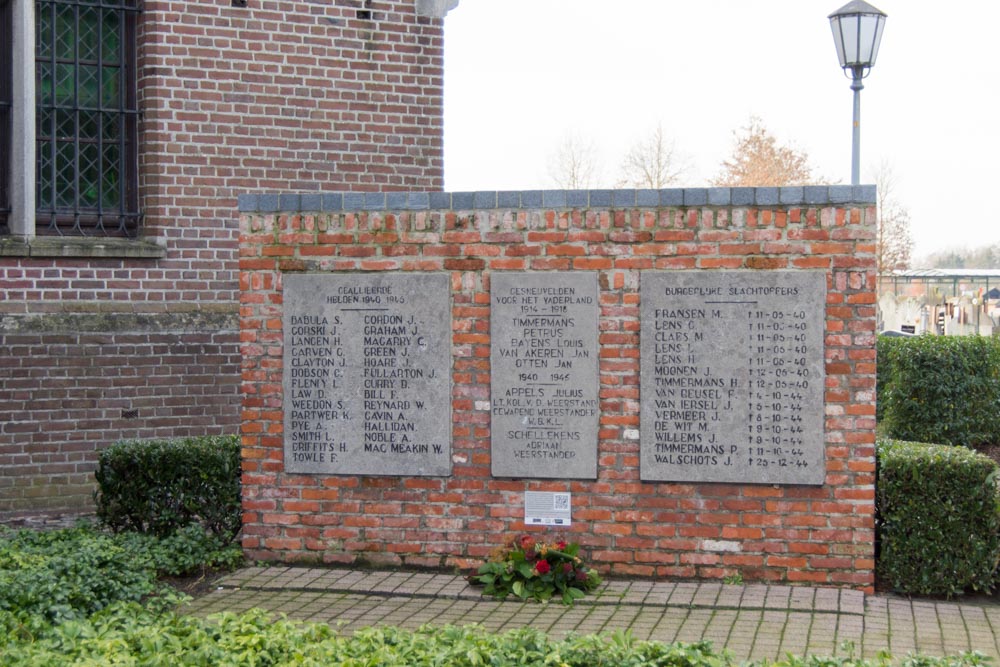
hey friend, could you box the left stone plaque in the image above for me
[282,273,452,476]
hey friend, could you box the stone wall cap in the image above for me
[237,186,877,213]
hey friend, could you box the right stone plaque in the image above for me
[640,271,826,485]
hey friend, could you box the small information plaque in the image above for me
[524,491,572,526]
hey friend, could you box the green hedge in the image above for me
[94,435,242,542]
[878,335,1000,446]
[876,439,1000,595]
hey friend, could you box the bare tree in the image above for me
[616,123,688,189]
[711,116,816,187]
[547,133,601,189]
[871,160,913,273]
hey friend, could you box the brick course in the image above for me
[239,189,878,590]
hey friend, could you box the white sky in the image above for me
[443,0,1000,261]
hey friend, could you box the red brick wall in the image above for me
[0,0,445,518]
[238,190,879,591]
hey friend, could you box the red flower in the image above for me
[562,562,574,575]
[519,535,536,552]
[556,541,567,550]
[535,560,551,575]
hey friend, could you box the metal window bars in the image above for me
[35,0,140,237]
[0,0,12,235]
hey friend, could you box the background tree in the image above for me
[616,123,689,189]
[547,133,601,189]
[923,244,1000,269]
[871,160,914,274]
[711,116,816,187]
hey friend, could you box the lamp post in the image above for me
[828,1,887,186]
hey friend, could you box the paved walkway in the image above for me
[185,567,1000,663]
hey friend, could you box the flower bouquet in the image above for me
[469,534,602,604]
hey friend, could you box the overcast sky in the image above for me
[443,1,1000,261]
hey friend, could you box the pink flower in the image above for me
[535,560,551,575]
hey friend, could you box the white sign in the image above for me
[524,491,571,526]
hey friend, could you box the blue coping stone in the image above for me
[731,187,755,206]
[660,189,684,206]
[803,185,829,205]
[708,188,731,206]
[452,192,475,209]
[322,193,343,211]
[407,192,430,209]
[566,190,589,208]
[779,187,804,205]
[612,189,637,207]
[343,192,365,210]
[590,190,613,207]
[386,192,409,209]
[363,192,386,210]
[279,194,301,211]
[636,189,659,207]
[543,190,568,208]
[683,189,708,206]
[755,187,779,205]
[521,190,543,207]
[258,194,280,213]
[498,191,521,208]
[300,194,322,211]
[429,192,452,209]
[829,185,854,204]
[237,194,258,212]
[474,191,497,208]
[855,184,877,203]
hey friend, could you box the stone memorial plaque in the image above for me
[283,273,451,476]
[491,272,599,478]
[640,271,826,485]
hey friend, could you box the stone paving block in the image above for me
[765,586,792,610]
[692,583,723,607]
[669,582,699,606]
[814,587,840,612]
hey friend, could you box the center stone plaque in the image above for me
[640,271,826,485]
[283,273,451,476]
[490,272,599,479]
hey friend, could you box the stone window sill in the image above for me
[0,236,166,259]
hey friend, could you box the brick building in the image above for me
[0,0,449,518]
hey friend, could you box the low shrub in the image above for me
[470,535,602,604]
[876,439,1000,595]
[94,435,242,541]
[878,335,1000,447]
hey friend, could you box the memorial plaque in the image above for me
[640,271,826,485]
[283,273,451,476]
[490,272,599,478]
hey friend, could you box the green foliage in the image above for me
[878,335,1000,447]
[94,435,242,541]
[0,524,242,624]
[0,609,990,667]
[876,439,1000,595]
[470,535,602,604]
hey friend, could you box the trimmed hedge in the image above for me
[877,335,1000,447]
[876,439,1000,595]
[94,435,241,542]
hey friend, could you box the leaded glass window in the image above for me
[35,0,139,237]
[0,0,12,235]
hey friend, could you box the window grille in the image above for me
[0,0,12,235]
[35,0,140,237]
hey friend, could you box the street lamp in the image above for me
[828,1,887,186]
